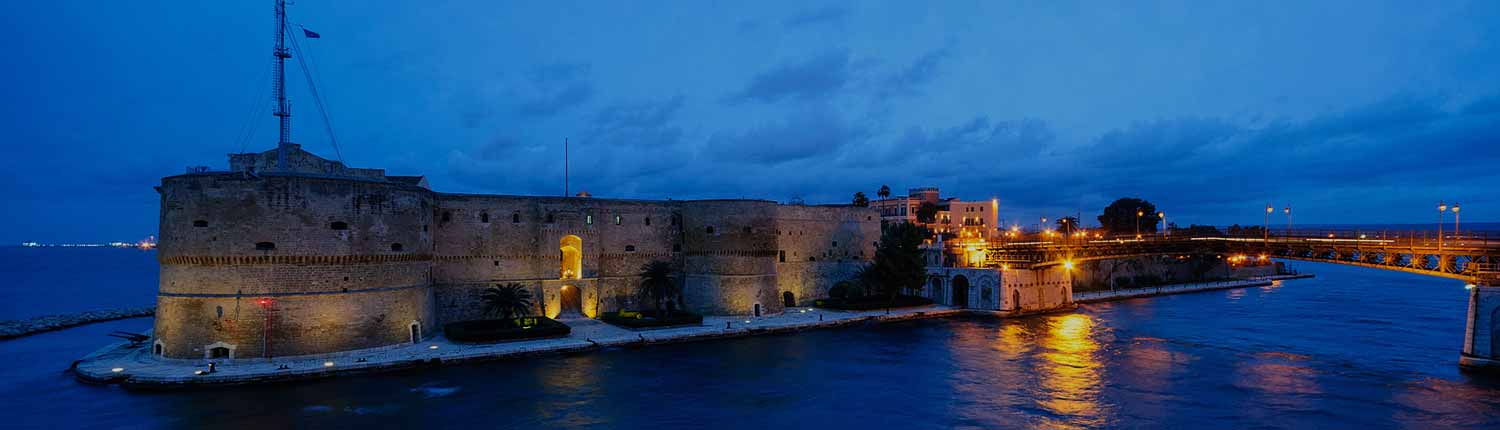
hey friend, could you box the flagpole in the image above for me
[564,138,569,197]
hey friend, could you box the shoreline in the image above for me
[73,274,1316,389]
[1073,274,1315,304]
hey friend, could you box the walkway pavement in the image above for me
[74,305,961,388]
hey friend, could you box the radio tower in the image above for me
[273,0,293,171]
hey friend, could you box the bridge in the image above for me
[968,230,1500,282]
[946,229,1500,372]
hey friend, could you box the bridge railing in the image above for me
[987,229,1493,249]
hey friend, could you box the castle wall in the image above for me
[773,205,880,306]
[153,173,435,359]
[679,200,780,315]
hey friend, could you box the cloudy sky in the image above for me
[5,1,1500,243]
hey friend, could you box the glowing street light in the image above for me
[1264,204,1273,245]
[1284,206,1291,237]
[1438,201,1447,252]
[1157,211,1166,238]
[1452,202,1461,242]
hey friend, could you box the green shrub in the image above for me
[443,317,570,343]
[600,310,703,328]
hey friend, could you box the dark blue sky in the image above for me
[5,1,1500,243]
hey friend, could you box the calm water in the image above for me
[3,252,1500,429]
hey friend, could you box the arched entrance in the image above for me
[952,275,970,308]
[558,285,582,318]
[560,235,582,279]
[753,303,763,317]
[783,291,795,308]
[930,278,944,304]
[1012,289,1022,311]
[409,322,422,344]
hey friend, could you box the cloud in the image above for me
[514,62,595,118]
[725,50,853,104]
[706,109,871,165]
[782,6,850,28]
[876,48,952,100]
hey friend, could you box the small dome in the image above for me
[575,191,591,198]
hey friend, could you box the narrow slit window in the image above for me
[192,220,208,228]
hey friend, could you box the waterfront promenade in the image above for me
[75,274,1314,388]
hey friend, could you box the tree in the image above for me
[638,261,680,317]
[1173,224,1223,237]
[1097,198,1160,235]
[1225,224,1266,238]
[1056,216,1080,234]
[877,185,891,200]
[866,222,929,300]
[852,192,870,207]
[482,283,534,324]
[916,201,940,223]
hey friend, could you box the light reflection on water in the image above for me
[4,261,1500,429]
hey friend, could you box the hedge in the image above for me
[600,310,704,329]
[443,317,570,343]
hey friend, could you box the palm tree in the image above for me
[482,283,534,325]
[638,261,679,317]
[877,185,891,201]
[852,192,870,207]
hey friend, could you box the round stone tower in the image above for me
[151,146,436,360]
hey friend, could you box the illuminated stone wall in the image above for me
[773,204,880,306]
[154,172,435,359]
[156,147,885,358]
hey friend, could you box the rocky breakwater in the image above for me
[1,307,155,339]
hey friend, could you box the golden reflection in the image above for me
[1038,313,1105,428]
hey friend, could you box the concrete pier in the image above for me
[75,306,964,388]
[1073,274,1315,304]
[1461,283,1500,372]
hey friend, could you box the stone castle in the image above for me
[151,145,878,359]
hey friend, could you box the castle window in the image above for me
[586,215,593,225]
[423,225,429,232]
[743,227,752,234]
[546,213,555,223]
[672,244,682,252]
[441,211,452,223]
[192,220,208,228]
[255,242,276,251]
[779,250,786,262]
[706,226,715,234]
[832,241,838,247]
[671,215,681,226]
[808,256,817,262]
[390,243,404,252]
[625,245,636,252]
[615,215,622,225]
[513,213,521,223]
[494,261,499,266]
[480,212,489,223]
[330,221,349,230]
[645,217,651,226]
[216,305,223,319]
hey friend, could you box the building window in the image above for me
[779,250,786,262]
[615,215,622,225]
[512,213,521,223]
[480,212,489,223]
[390,243,404,252]
[832,241,838,247]
[546,213,555,223]
[645,217,651,226]
[441,211,452,222]
[672,244,682,252]
[625,245,636,252]
[192,220,208,228]
[743,227,752,234]
[330,221,349,230]
[586,215,593,225]
[706,226,715,234]
[255,242,276,251]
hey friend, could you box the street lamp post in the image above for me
[1284,206,1291,238]
[1438,201,1447,252]
[1264,204,1273,245]
[1157,211,1166,238]
[1135,209,1143,239]
[1453,203,1461,243]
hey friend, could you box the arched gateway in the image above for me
[952,275,970,308]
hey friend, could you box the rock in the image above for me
[0,307,155,339]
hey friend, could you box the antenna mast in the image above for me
[273,0,293,170]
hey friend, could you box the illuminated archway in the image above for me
[560,235,582,279]
[558,285,582,317]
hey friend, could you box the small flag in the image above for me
[302,28,321,39]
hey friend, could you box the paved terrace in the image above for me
[75,305,965,388]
